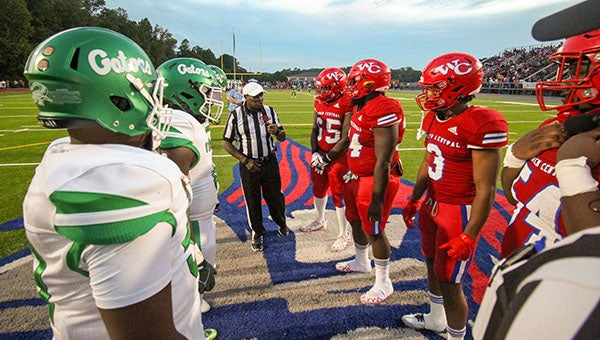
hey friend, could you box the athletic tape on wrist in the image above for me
[503,144,526,168]
[555,156,599,197]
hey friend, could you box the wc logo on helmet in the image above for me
[356,61,382,74]
[177,64,211,77]
[88,49,153,76]
[434,59,473,76]
[327,71,343,81]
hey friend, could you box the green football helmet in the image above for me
[23,27,171,138]
[207,65,227,90]
[207,65,226,124]
[157,58,224,124]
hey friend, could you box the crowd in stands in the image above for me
[481,44,561,84]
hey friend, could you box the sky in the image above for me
[103,0,583,73]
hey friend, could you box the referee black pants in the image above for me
[239,156,287,236]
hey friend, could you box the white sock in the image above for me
[314,196,327,222]
[335,206,349,236]
[355,243,370,267]
[374,258,392,285]
[428,291,446,324]
[447,326,466,340]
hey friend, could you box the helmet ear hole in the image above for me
[110,96,132,111]
[70,48,81,70]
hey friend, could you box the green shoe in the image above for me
[204,328,217,340]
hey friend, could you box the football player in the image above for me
[300,67,353,252]
[22,27,208,338]
[334,59,405,305]
[475,29,600,339]
[401,53,508,340]
[157,58,222,314]
[500,29,600,258]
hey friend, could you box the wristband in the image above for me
[503,144,526,168]
[323,153,332,163]
[242,157,249,165]
[555,156,599,197]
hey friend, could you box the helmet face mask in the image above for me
[315,68,347,102]
[416,52,483,112]
[24,27,170,139]
[157,58,224,124]
[345,59,391,99]
[536,29,600,113]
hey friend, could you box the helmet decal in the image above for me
[176,63,213,77]
[432,59,474,76]
[29,82,54,106]
[88,49,153,76]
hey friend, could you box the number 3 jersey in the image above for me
[421,106,508,204]
[348,95,405,177]
[22,138,204,339]
[314,94,353,153]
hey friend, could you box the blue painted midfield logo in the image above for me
[209,138,512,339]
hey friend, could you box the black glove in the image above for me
[197,259,216,294]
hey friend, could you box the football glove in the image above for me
[311,152,322,167]
[343,170,358,183]
[402,198,420,229]
[312,153,333,175]
[197,259,216,294]
[439,233,475,261]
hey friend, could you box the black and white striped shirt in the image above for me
[222,103,283,159]
[473,226,600,339]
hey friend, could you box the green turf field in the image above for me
[0,89,552,258]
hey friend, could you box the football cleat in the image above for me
[300,220,327,232]
[401,313,447,333]
[331,234,351,252]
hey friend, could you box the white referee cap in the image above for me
[243,82,267,97]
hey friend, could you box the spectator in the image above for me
[226,82,244,112]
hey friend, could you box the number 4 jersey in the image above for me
[421,106,508,204]
[347,95,405,177]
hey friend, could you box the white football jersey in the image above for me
[160,110,218,265]
[23,140,204,339]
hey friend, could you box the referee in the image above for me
[222,82,289,252]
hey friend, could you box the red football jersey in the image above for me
[421,106,508,204]
[348,95,405,177]
[501,114,589,257]
[314,95,353,152]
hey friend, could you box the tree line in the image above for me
[0,0,421,84]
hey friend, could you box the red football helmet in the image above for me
[536,29,600,112]
[315,68,347,102]
[345,59,391,99]
[416,52,483,112]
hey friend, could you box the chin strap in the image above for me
[416,110,426,140]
